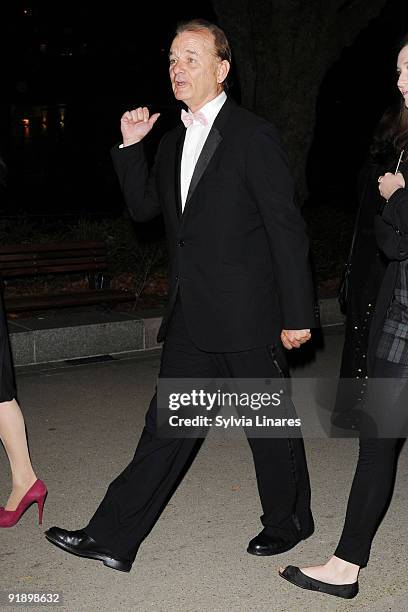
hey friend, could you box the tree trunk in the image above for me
[212,0,388,200]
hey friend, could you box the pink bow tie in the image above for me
[181,109,208,128]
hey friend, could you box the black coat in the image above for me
[339,163,388,381]
[368,163,408,373]
[111,97,319,352]
[333,163,388,425]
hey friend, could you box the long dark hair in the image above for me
[371,34,408,166]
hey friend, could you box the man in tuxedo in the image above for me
[45,19,319,572]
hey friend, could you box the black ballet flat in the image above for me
[279,565,359,599]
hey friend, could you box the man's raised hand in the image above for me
[121,107,160,147]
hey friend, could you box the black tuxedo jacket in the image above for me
[111,97,319,352]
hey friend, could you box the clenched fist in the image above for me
[121,107,160,147]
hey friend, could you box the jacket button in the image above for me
[178,240,185,247]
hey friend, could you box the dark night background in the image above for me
[2,0,408,296]
[2,1,219,217]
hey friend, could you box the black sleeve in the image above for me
[381,186,408,233]
[374,185,408,260]
[110,135,168,222]
[245,123,319,329]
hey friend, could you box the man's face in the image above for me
[169,29,229,112]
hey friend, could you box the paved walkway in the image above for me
[1,332,407,611]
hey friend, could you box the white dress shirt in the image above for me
[180,91,227,211]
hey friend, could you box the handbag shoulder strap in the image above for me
[345,164,374,266]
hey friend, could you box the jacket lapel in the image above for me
[184,128,222,207]
[183,97,237,212]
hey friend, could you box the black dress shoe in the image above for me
[279,565,359,599]
[247,521,314,556]
[247,531,302,556]
[44,527,132,572]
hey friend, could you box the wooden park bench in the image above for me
[0,240,134,312]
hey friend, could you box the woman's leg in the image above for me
[0,399,37,510]
[334,437,398,566]
[290,436,397,585]
[333,358,408,569]
[280,357,407,584]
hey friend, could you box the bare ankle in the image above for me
[12,472,37,490]
[329,556,360,576]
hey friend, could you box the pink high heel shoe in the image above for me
[0,479,47,527]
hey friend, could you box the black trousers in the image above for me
[335,358,408,567]
[84,298,313,562]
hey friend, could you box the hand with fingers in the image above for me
[121,106,161,147]
[280,329,311,350]
[378,171,405,200]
